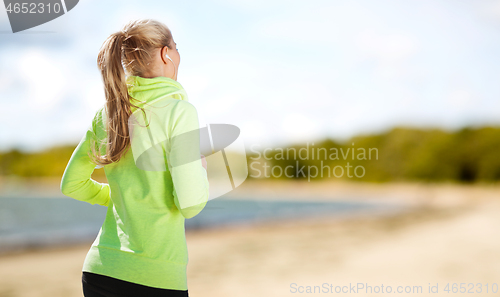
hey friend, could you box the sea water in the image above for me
[0,196,409,254]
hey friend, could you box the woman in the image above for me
[60,19,209,297]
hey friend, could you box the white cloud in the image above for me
[239,119,273,148]
[17,49,67,111]
[280,112,323,144]
[447,89,474,108]
[83,79,106,110]
[354,29,420,62]
[478,0,500,20]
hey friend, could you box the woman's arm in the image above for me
[168,101,209,219]
[60,121,111,207]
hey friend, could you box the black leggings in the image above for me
[82,271,189,297]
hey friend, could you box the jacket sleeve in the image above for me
[60,112,111,207]
[168,101,209,219]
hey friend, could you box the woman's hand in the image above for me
[200,154,207,171]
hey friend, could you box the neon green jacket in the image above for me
[60,75,209,290]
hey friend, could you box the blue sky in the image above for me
[1,0,500,152]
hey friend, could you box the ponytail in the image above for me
[88,19,174,166]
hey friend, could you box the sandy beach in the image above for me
[1,179,499,297]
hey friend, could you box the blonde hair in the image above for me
[89,19,174,166]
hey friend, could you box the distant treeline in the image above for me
[246,126,500,183]
[1,126,499,183]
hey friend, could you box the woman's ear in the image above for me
[161,46,169,64]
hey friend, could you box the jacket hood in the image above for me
[126,75,188,107]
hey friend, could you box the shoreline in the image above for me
[1,179,499,296]
[2,176,498,204]
[0,197,484,297]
